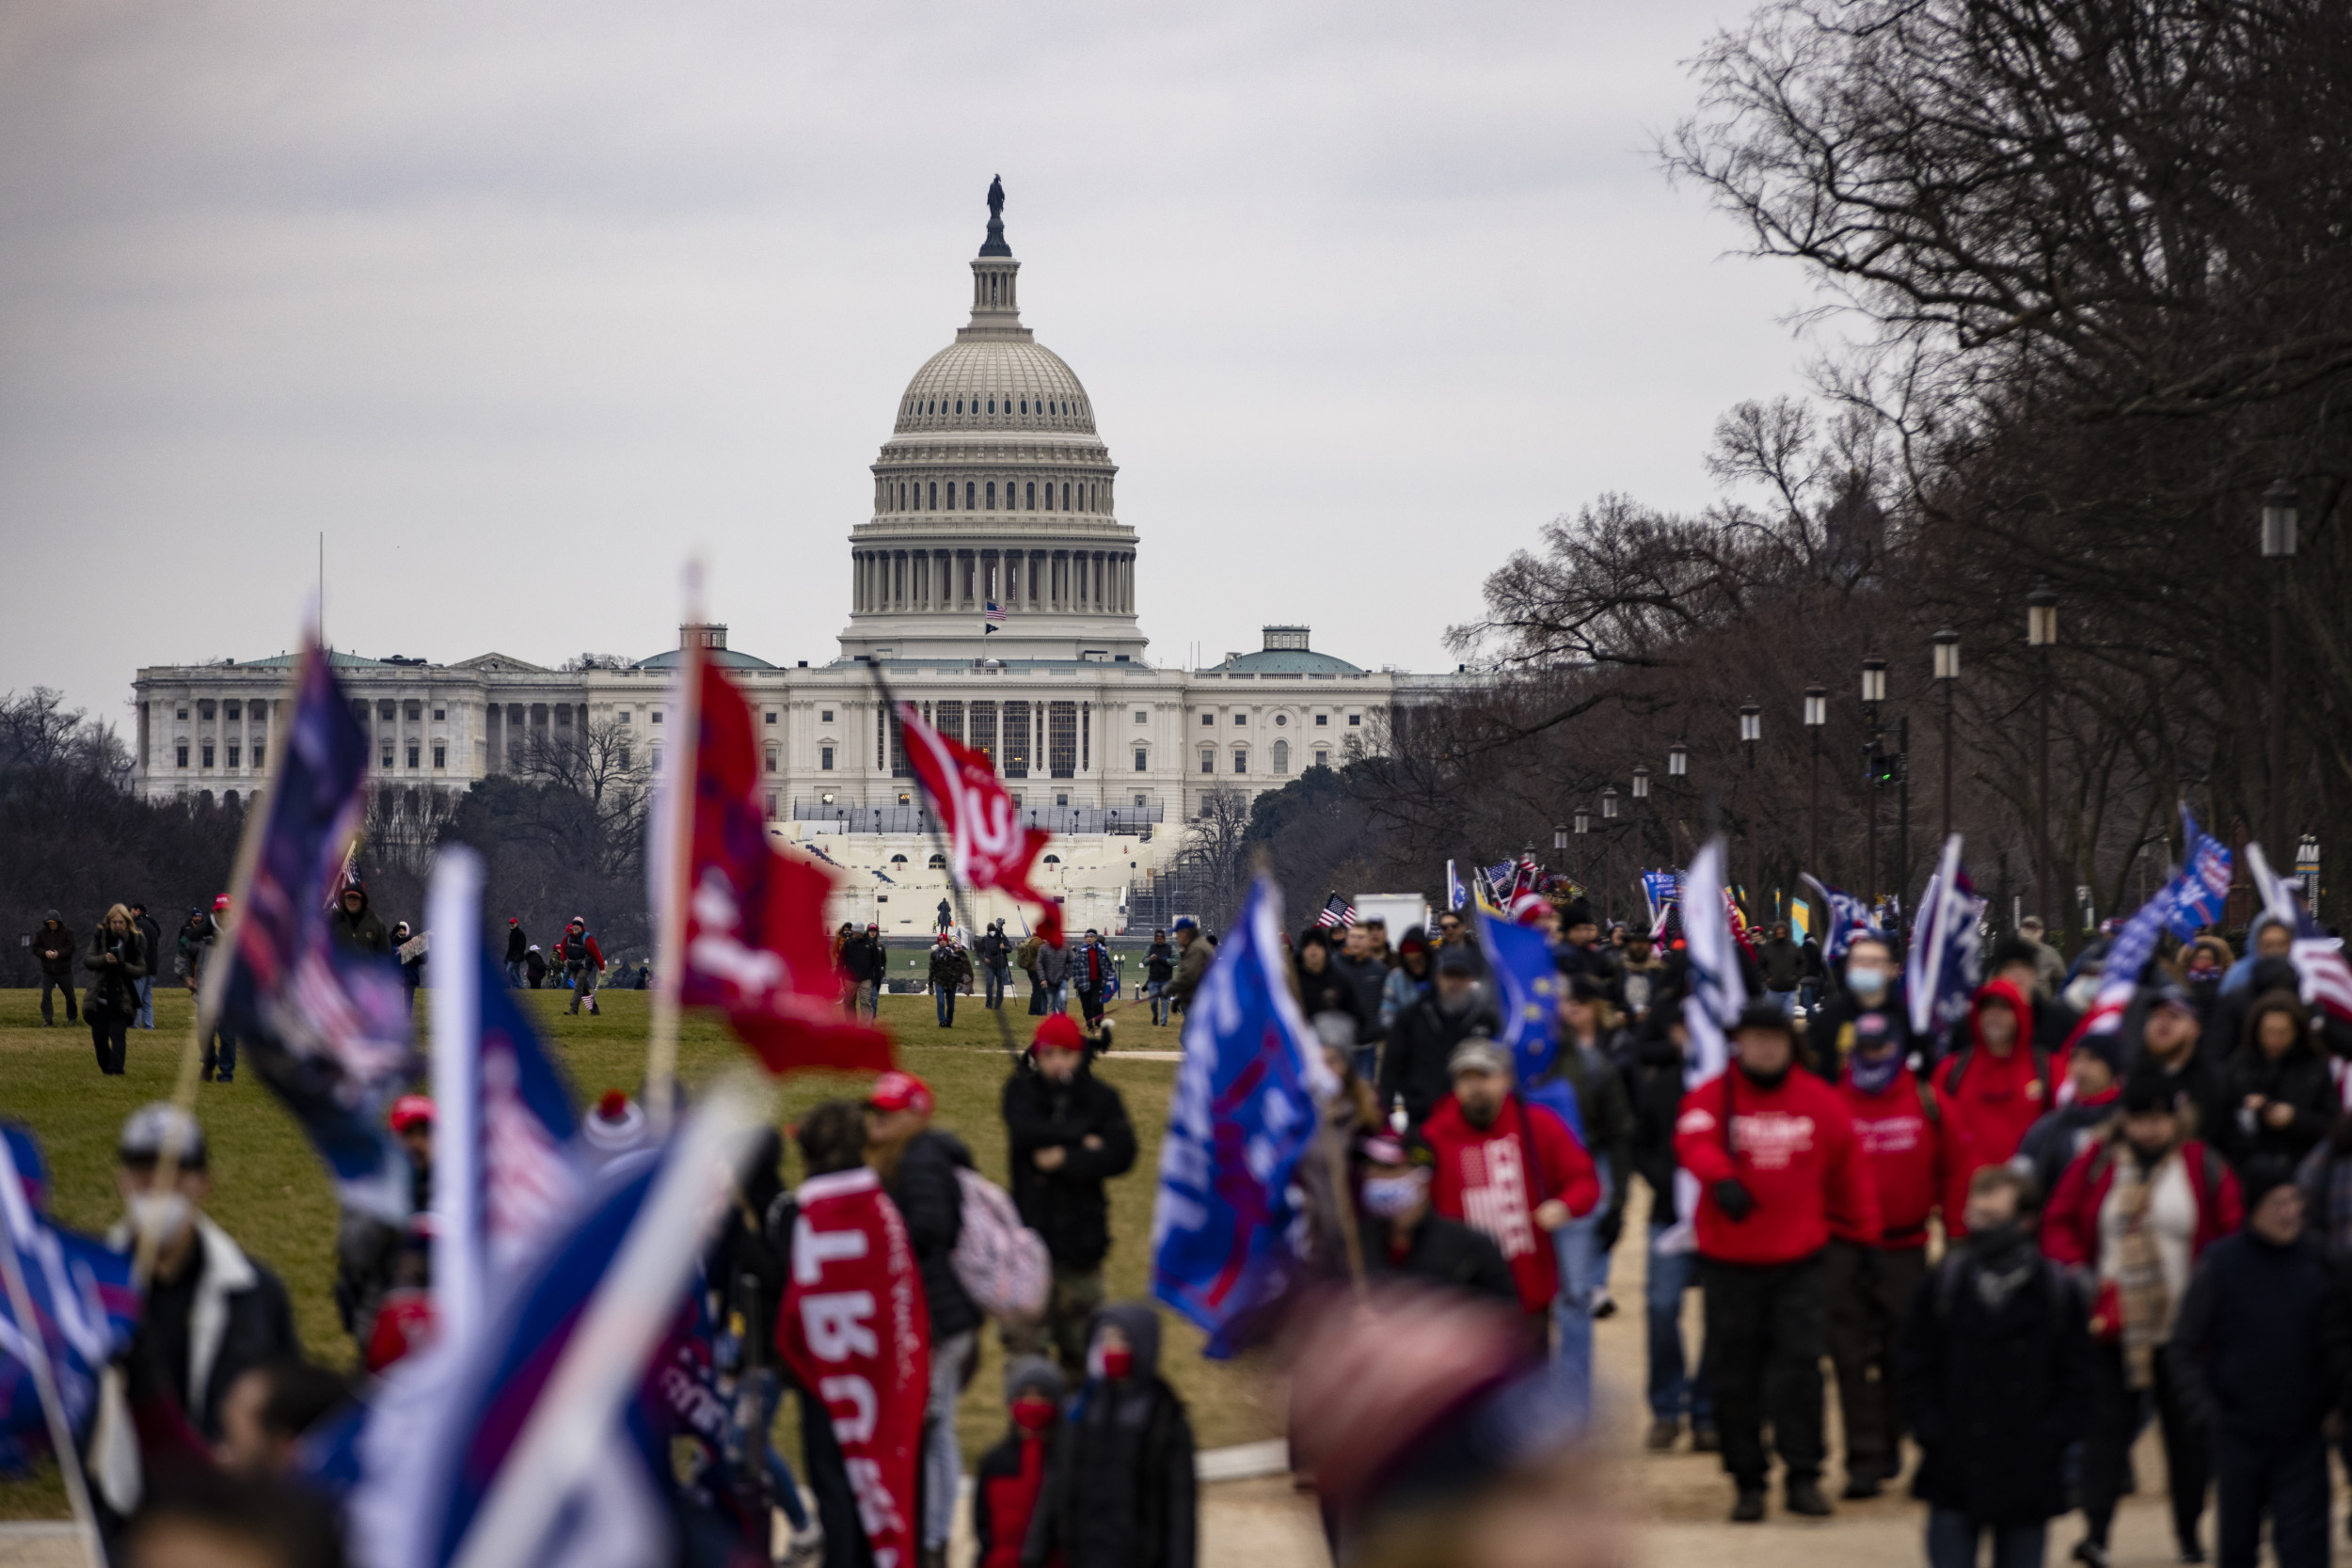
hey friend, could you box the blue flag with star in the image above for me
[1475,911,1581,1141]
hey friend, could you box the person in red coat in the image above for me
[2042,1067,2243,1568]
[1931,978,2057,1235]
[1676,1001,1879,1523]
[973,1356,1065,1568]
[1827,1012,1952,1499]
[1422,1035,1600,1339]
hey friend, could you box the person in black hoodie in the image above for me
[2215,991,2337,1172]
[1023,1301,1196,1568]
[33,911,76,1026]
[1295,927,1368,1045]
[1897,1164,2090,1568]
[1001,1013,1138,1372]
[2170,1161,2351,1568]
[1629,1013,1714,1451]
[327,882,390,955]
[866,1070,977,1568]
[973,1357,1064,1568]
[1378,947,1501,1132]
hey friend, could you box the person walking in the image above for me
[1331,921,1394,1087]
[1631,1013,1714,1451]
[389,921,424,1013]
[1421,1037,1601,1347]
[978,920,1013,1010]
[1546,972,1634,1410]
[128,903,163,1028]
[2171,1162,2348,1568]
[1808,933,1917,1081]
[1021,1303,1197,1568]
[928,931,972,1028]
[2043,1067,2243,1568]
[1015,928,1046,1016]
[1756,922,1804,1018]
[1379,932,1435,1040]
[328,881,391,954]
[842,923,884,1020]
[1355,1132,1517,1303]
[1828,999,1952,1498]
[189,894,239,1082]
[1675,1001,1880,1522]
[33,911,76,1026]
[1073,929,1111,1027]
[865,1071,979,1568]
[1036,931,1072,1017]
[1897,1164,2091,1568]
[523,943,548,989]
[973,1358,1064,1568]
[1608,927,1681,1032]
[82,904,146,1076]
[1378,948,1502,1132]
[503,918,529,988]
[556,915,604,1016]
[1001,1013,1138,1371]
[1933,978,2053,1237]
[2215,991,2336,1171]
[1145,929,1176,1027]
[1167,917,1211,1016]
[2017,1033,2127,1201]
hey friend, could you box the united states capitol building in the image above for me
[130,187,1465,933]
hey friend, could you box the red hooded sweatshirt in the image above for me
[1931,978,2058,1231]
[1674,1065,1879,1266]
[1423,1092,1599,1313]
[1834,1062,1950,1249]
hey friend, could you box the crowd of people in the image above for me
[827,916,1214,1030]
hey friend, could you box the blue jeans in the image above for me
[1149,980,1170,1025]
[1044,981,1068,1014]
[1645,1221,1712,1424]
[1549,1170,1612,1429]
[135,976,154,1029]
[504,959,524,989]
[1926,1508,2044,1568]
[985,963,1008,1007]
[934,986,957,1027]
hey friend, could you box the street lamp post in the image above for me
[1804,684,1826,877]
[1861,657,1887,902]
[1601,785,1619,925]
[1932,628,1959,846]
[1667,740,1689,863]
[2027,581,2058,932]
[1631,764,1652,876]
[1740,701,1762,917]
[2264,479,2299,855]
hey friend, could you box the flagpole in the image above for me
[646,566,705,1140]
[866,664,1023,1065]
[427,847,485,1349]
[0,1156,105,1568]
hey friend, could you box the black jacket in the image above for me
[1359,1211,1516,1304]
[1295,959,1366,1037]
[33,918,75,979]
[1545,1037,1633,1239]
[1328,953,1392,1044]
[840,933,883,983]
[122,1218,301,1441]
[2215,1045,2337,1169]
[329,889,391,955]
[505,925,529,963]
[1377,990,1501,1131]
[2171,1228,2351,1441]
[1898,1240,2091,1525]
[82,927,146,1016]
[884,1129,979,1338]
[1001,1062,1137,1269]
[1629,1026,1689,1224]
[1024,1303,1195,1568]
[1606,952,1682,1027]
[1809,992,1920,1080]
[1757,936,1805,991]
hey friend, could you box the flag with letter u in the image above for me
[895,700,1063,946]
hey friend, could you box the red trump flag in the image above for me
[895,701,1063,946]
[670,654,893,1073]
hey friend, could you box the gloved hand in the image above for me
[1712,1179,1756,1222]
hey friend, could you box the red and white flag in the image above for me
[895,701,1064,946]
[663,653,894,1074]
[778,1168,930,1568]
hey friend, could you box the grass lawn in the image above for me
[0,984,1279,1519]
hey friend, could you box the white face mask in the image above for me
[130,1191,192,1247]
[1848,964,1888,997]
[1361,1172,1426,1219]
[2064,974,2101,1011]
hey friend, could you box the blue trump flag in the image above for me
[2163,806,2233,941]
[1151,874,1336,1358]
[1476,911,1581,1140]
[214,640,417,1224]
[0,1125,138,1479]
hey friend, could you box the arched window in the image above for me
[928,853,946,869]
[955,399,961,414]
[1043,853,1061,864]
[1025,482,1036,510]
[965,482,976,508]
[890,853,909,865]
[987,482,996,509]
[1019,399,1027,414]
[929,481,938,509]
[1272,739,1289,773]
[946,483,957,510]
[988,397,995,413]
[1045,483,1055,511]
[1062,483,1071,509]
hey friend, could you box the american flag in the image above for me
[1312,892,1357,929]
[983,600,1006,631]
[2284,890,2352,1025]
[2066,856,2199,1051]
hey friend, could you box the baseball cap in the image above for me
[1733,999,1793,1037]
[1033,1013,1086,1053]
[1436,947,1477,974]
[389,1095,436,1133]
[868,1070,934,1117]
[119,1103,206,1170]
[213,895,230,912]
[1447,1036,1510,1077]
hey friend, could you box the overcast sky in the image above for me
[0,0,1829,730]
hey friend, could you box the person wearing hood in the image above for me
[1295,927,1367,1053]
[1022,1302,1196,1568]
[327,882,390,955]
[33,910,76,1026]
[1827,983,1955,1499]
[1379,930,1435,1037]
[1379,947,1502,1132]
[2178,934,2233,1023]
[2217,915,2294,998]
[2017,1031,2128,1201]
[2171,1159,2349,1568]
[2215,990,2336,1171]
[2043,1067,2243,1568]
[975,1357,1066,1568]
[1983,936,2081,1056]
[1676,1001,1878,1522]
[1034,928,1073,1016]
[1001,1014,1137,1372]
[1808,933,1918,1081]
[1897,1164,2090,1568]
[1931,978,2054,1236]
[522,943,548,989]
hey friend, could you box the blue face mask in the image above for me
[1847,965,1889,998]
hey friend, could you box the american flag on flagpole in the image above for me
[1311,892,1357,929]
[983,600,1006,632]
[2249,841,2352,1026]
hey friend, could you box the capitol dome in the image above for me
[840,181,1143,666]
